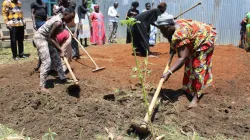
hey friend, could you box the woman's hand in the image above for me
[60,51,65,58]
[162,72,171,82]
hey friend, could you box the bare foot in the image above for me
[39,87,50,93]
[187,94,199,109]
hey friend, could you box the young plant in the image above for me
[42,128,57,140]
[120,18,151,106]
[120,18,155,137]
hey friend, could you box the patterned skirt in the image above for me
[183,45,214,96]
[246,24,250,49]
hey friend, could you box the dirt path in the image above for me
[0,43,249,139]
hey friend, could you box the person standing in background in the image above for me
[108,2,119,44]
[245,12,250,51]
[142,2,157,47]
[2,0,26,60]
[90,5,106,45]
[78,0,91,47]
[131,2,166,57]
[67,1,80,60]
[31,0,47,30]
[53,0,70,15]
[239,17,247,49]
[31,0,48,71]
[126,1,139,44]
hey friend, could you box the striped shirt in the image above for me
[2,0,25,26]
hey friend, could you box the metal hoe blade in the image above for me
[92,67,105,72]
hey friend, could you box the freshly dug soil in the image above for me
[0,43,249,139]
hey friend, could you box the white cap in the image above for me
[156,12,175,26]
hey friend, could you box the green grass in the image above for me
[0,41,38,65]
[0,38,127,65]
[0,124,31,140]
[154,124,233,140]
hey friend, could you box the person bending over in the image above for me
[33,8,75,93]
[157,13,217,108]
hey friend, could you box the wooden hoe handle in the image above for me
[174,2,202,20]
[63,57,78,84]
[65,26,99,68]
[143,53,175,123]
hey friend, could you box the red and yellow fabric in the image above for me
[171,19,217,96]
[2,0,25,26]
[245,12,250,49]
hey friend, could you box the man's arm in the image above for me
[31,3,37,30]
[2,1,11,29]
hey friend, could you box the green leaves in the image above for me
[120,18,140,27]
[42,128,57,140]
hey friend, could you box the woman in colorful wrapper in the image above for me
[157,13,217,108]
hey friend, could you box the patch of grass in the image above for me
[0,124,19,139]
[42,128,57,140]
[0,124,30,140]
[0,41,38,65]
[154,124,232,140]
[95,134,107,140]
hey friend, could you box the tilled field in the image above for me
[0,43,249,139]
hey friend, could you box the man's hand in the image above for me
[6,24,12,30]
[161,72,171,83]
[116,14,120,18]
[60,51,65,58]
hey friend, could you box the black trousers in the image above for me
[10,26,24,58]
[131,24,150,56]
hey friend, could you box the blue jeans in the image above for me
[35,20,46,29]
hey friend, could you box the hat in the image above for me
[156,12,175,26]
[94,5,99,9]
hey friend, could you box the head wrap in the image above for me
[94,5,99,9]
[156,12,175,26]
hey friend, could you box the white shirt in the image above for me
[108,6,118,22]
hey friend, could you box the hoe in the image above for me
[132,2,202,135]
[66,26,105,72]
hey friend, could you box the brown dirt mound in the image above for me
[0,43,250,139]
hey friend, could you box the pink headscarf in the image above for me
[94,5,99,10]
